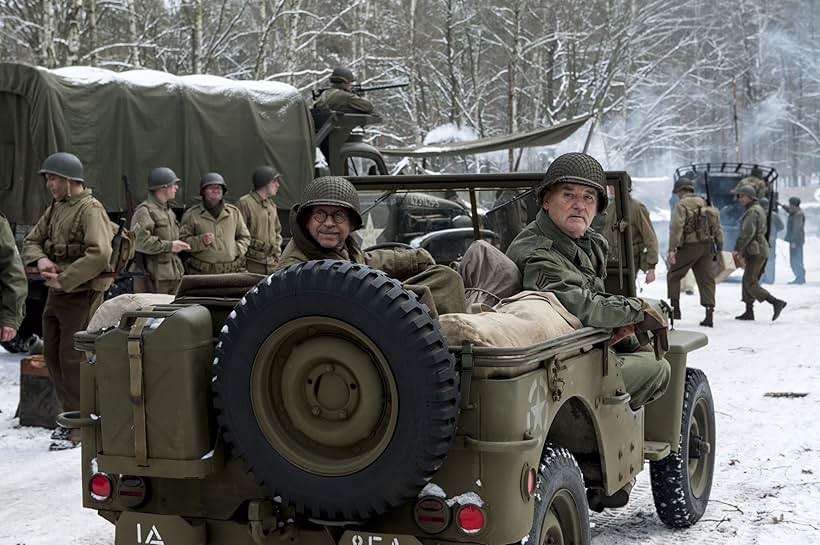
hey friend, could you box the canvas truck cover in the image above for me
[0,63,315,225]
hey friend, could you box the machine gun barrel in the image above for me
[352,81,409,95]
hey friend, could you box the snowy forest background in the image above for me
[1,0,819,185]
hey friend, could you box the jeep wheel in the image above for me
[213,260,459,521]
[525,445,590,545]
[650,368,715,528]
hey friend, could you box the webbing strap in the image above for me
[128,318,149,466]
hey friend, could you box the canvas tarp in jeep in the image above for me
[0,63,315,225]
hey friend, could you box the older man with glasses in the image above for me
[276,176,466,316]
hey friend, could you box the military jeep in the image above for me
[63,172,715,545]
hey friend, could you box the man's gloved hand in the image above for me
[634,301,669,360]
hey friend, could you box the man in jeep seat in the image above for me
[276,176,466,316]
[506,152,671,410]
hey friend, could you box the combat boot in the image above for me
[699,306,714,327]
[671,299,681,320]
[766,296,787,321]
[735,303,754,320]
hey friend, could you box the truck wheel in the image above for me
[213,260,459,521]
[650,368,715,528]
[525,445,590,545]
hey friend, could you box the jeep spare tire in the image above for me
[213,260,459,521]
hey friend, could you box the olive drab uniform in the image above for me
[237,191,282,275]
[0,214,27,332]
[735,202,772,303]
[594,196,659,275]
[130,193,185,294]
[314,86,374,114]
[179,202,251,274]
[277,208,466,316]
[21,189,113,413]
[784,204,806,284]
[735,175,767,199]
[506,210,670,409]
[667,193,723,309]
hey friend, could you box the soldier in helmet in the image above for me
[733,185,787,321]
[506,154,670,406]
[129,167,190,294]
[666,177,724,326]
[734,166,767,200]
[506,152,670,509]
[276,176,466,315]
[0,213,26,343]
[179,172,251,274]
[313,66,374,114]
[21,152,113,450]
[237,166,283,275]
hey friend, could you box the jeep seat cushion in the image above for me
[176,272,265,298]
[439,291,582,379]
[87,293,175,333]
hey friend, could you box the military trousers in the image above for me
[741,254,771,303]
[613,349,671,410]
[42,289,104,412]
[404,265,466,316]
[246,259,278,276]
[667,241,716,307]
[789,243,805,283]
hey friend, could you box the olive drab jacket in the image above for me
[735,202,769,258]
[179,202,251,272]
[669,194,723,253]
[0,215,26,329]
[21,189,113,293]
[237,191,282,270]
[630,197,659,272]
[276,206,435,278]
[506,209,645,329]
[785,208,805,245]
[735,176,767,199]
[314,87,374,114]
[130,193,184,282]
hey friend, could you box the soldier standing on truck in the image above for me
[313,66,374,114]
[237,166,283,275]
[276,176,466,315]
[180,172,251,274]
[21,152,113,451]
[0,213,27,343]
[130,167,189,294]
[734,167,768,199]
[782,196,806,284]
[506,153,670,407]
[666,177,723,327]
[733,186,787,321]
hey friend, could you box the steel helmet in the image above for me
[735,185,757,199]
[297,176,362,229]
[252,166,280,189]
[673,178,695,193]
[330,66,355,83]
[536,152,608,213]
[39,152,84,183]
[148,167,180,190]
[200,172,227,191]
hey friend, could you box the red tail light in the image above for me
[89,473,112,501]
[456,504,485,534]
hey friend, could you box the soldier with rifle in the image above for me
[21,152,113,450]
[313,66,375,114]
[130,167,189,294]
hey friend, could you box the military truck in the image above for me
[673,163,780,282]
[62,172,716,545]
[0,63,481,352]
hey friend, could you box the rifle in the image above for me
[312,81,409,100]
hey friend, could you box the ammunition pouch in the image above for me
[45,242,86,261]
[246,239,275,261]
[186,255,245,274]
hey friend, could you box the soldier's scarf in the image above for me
[574,232,594,262]
[204,200,224,219]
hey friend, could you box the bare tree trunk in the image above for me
[190,0,203,73]
[253,0,268,79]
[66,0,83,65]
[126,0,140,66]
[42,0,56,67]
[87,0,98,66]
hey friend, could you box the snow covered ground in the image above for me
[1,239,818,545]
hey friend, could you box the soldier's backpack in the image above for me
[687,204,721,243]
[63,200,136,275]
